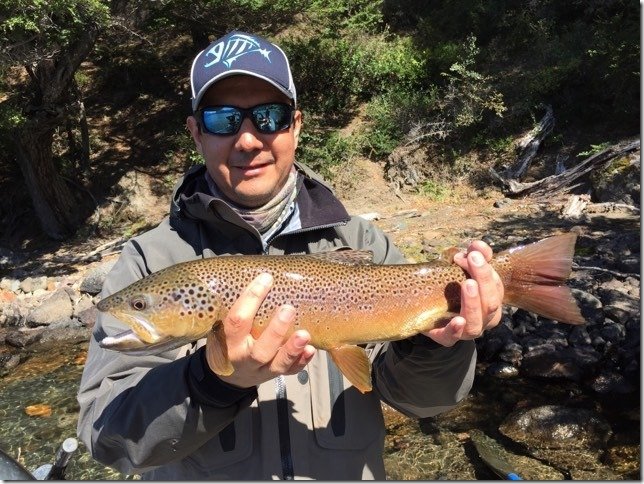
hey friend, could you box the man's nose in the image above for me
[235,119,263,151]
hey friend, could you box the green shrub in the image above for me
[296,127,357,179]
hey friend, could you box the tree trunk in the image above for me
[13,120,82,240]
[13,24,100,239]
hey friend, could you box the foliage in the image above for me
[0,0,639,242]
[0,0,109,67]
[577,142,611,158]
[296,126,358,180]
[417,179,452,201]
[357,88,438,159]
[439,35,506,128]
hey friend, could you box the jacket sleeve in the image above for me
[76,242,255,475]
[343,216,477,419]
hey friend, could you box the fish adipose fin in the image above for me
[328,345,372,393]
[501,233,585,324]
[209,324,234,376]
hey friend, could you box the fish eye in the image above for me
[130,296,148,311]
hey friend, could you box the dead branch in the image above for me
[572,263,640,280]
[503,105,555,180]
[490,139,640,199]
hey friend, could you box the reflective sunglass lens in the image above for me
[200,104,293,136]
[202,108,241,134]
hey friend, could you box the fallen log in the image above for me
[490,139,640,199]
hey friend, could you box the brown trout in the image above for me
[97,233,584,393]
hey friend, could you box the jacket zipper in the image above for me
[267,221,348,479]
[275,376,294,480]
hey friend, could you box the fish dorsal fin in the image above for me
[328,345,373,393]
[308,249,374,265]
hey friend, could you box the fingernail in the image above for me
[257,273,273,287]
[293,331,307,348]
[279,305,296,321]
[466,280,478,297]
[470,252,484,267]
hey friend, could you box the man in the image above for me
[77,30,503,480]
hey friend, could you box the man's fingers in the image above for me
[251,305,297,365]
[224,272,273,345]
[467,251,500,319]
[425,317,465,347]
[272,330,315,374]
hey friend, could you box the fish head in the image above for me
[96,268,222,353]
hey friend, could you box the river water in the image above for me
[0,340,639,480]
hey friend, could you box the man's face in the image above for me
[187,75,302,208]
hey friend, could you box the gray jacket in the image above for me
[76,163,476,480]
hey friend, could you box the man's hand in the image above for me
[205,272,316,388]
[424,240,504,347]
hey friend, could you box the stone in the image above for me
[79,260,117,295]
[26,289,73,327]
[499,404,612,450]
[521,345,600,382]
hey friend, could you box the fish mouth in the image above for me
[99,330,193,356]
[112,311,162,345]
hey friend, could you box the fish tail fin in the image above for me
[206,324,234,376]
[329,345,373,393]
[501,233,585,324]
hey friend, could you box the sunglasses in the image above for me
[197,103,294,136]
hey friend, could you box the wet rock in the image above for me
[39,325,91,345]
[486,361,519,379]
[499,404,612,450]
[26,289,73,327]
[80,260,116,295]
[498,342,523,367]
[589,369,635,394]
[521,345,600,381]
[0,351,20,371]
[5,327,46,348]
[568,325,591,346]
[476,323,514,360]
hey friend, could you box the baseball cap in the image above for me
[190,31,297,112]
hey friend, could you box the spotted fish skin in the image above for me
[97,233,585,392]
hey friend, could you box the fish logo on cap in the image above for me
[203,33,272,69]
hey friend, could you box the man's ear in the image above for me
[292,110,302,150]
[186,115,203,154]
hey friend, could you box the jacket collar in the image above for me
[170,163,350,233]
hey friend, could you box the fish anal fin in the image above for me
[328,345,372,393]
[206,323,234,376]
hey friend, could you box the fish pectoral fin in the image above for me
[329,345,372,394]
[440,246,463,264]
[208,323,234,376]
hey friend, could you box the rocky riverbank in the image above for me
[0,148,640,477]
